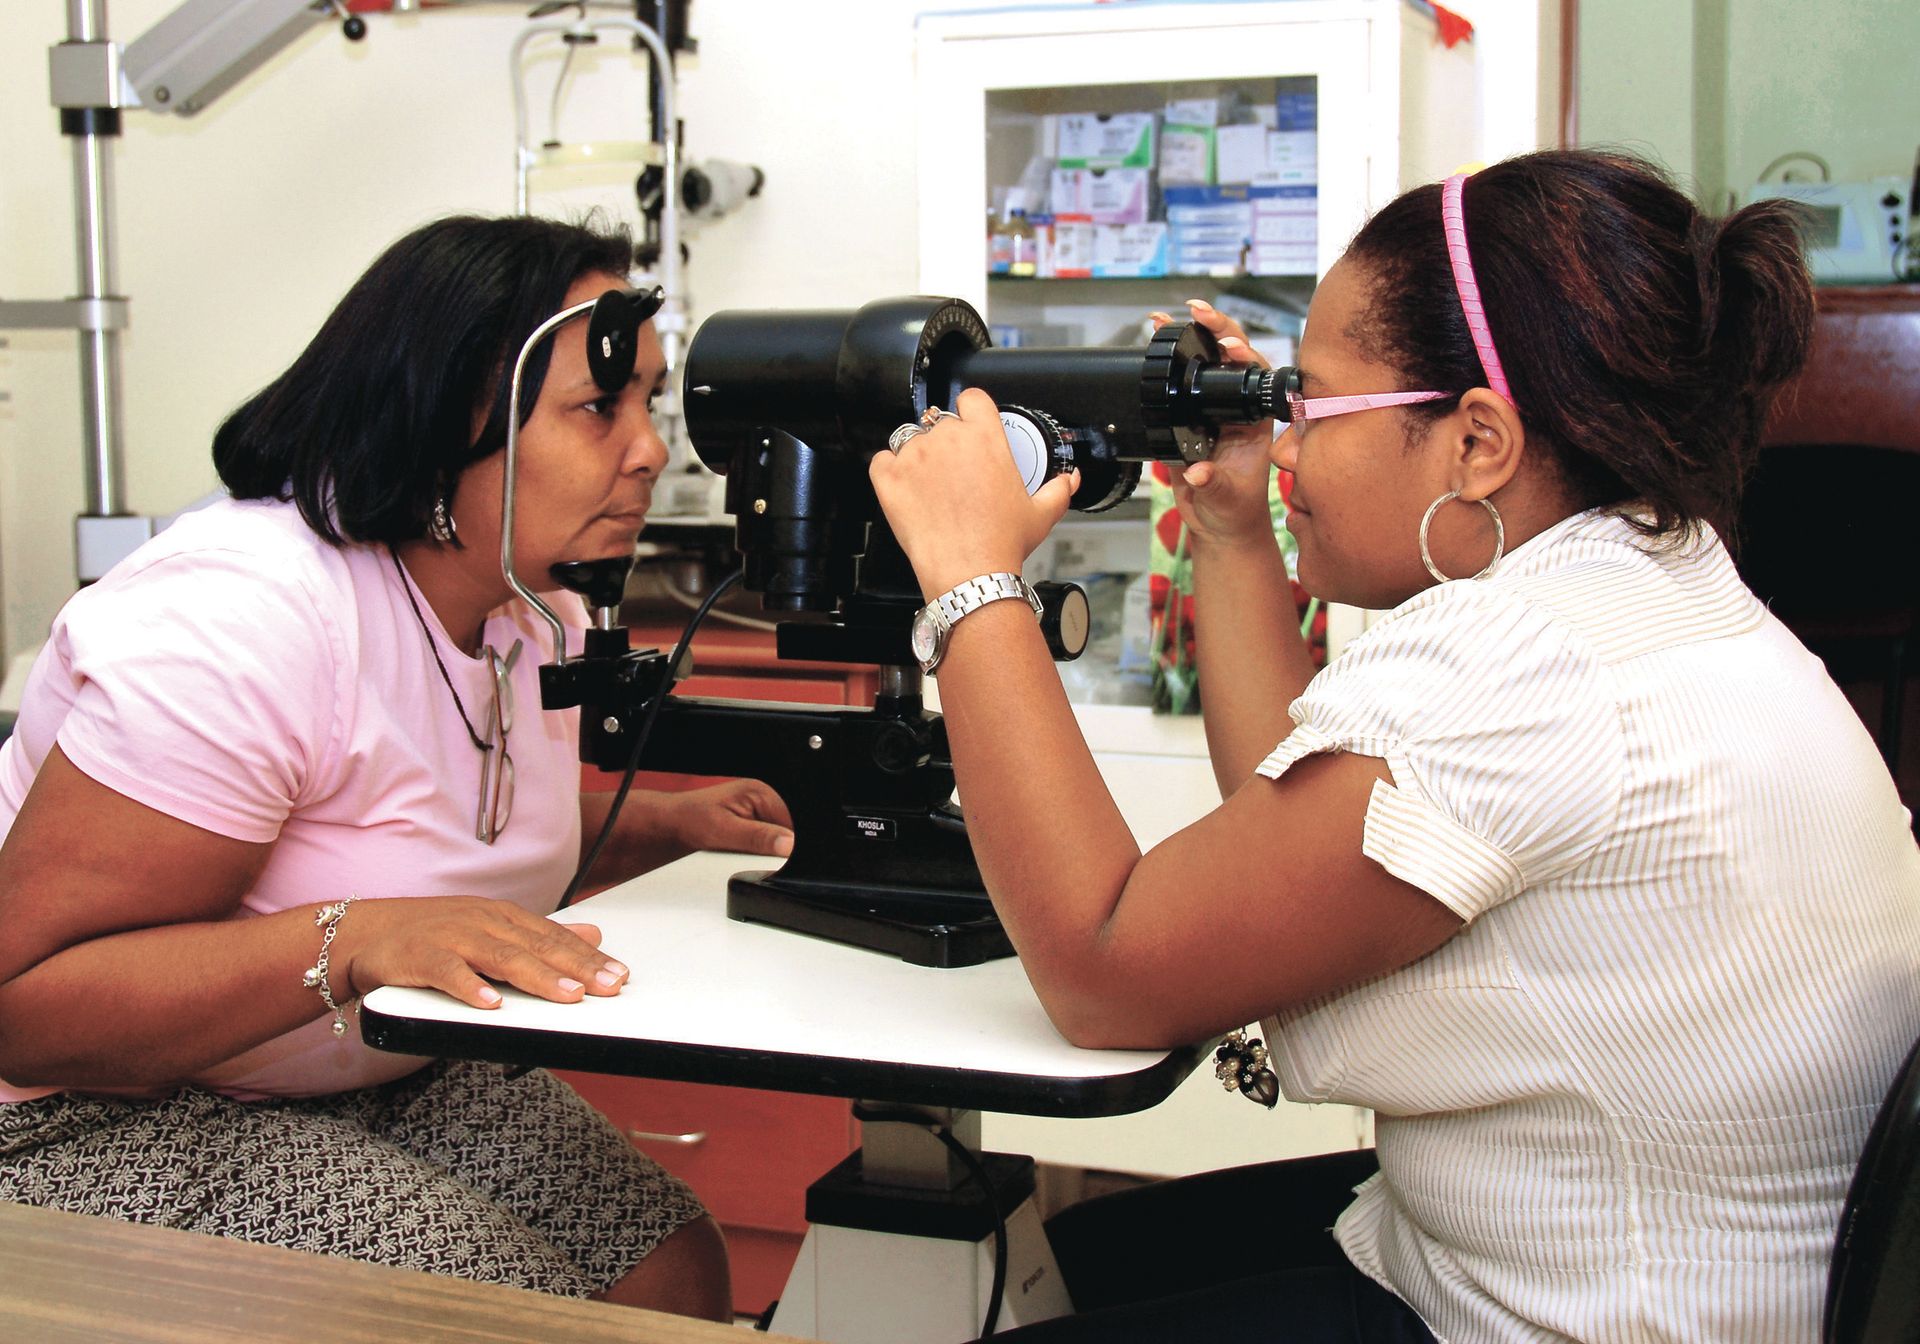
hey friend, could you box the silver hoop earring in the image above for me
[1418,490,1504,583]
[430,495,459,545]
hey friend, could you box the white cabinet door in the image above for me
[915,4,1380,312]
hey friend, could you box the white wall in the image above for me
[0,0,1555,662]
[1574,0,1920,207]
[1575,0,1699,181]
[1721,0,1920,196]
[0,0,1013,660]
[1445,0,1560,165]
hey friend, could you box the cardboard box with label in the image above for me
[1057,111,1157,170]
[1091,222,1170,278]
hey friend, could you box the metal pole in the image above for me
[66,0,126,518]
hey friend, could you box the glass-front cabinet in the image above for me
[916,0,1477,695]
[917,1,1480,1172]
[978,72,1323,357]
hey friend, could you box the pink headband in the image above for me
[1441,173,1515,408]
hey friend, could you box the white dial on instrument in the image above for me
[998,409,1055,496]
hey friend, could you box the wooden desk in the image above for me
[0,1200,811,1343]
[1745,282,1920,804]
[1766,284,1920,451]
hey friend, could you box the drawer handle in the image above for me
[630,1128,709,1148]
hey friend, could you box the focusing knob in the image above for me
[1257,368,1282,419]
[1077,460,1142,514]
[1032,580,1091,662]
[997,405,1073,496]
[1140,321,1218,464]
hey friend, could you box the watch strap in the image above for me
[928,572,1044,631]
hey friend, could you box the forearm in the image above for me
[577,789,689,889]
[0,906,336,1091]
[937,603,1142,1035]
[1190,533,1316,794]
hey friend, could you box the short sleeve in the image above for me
[53,549,345,843]
[1255,584,1623,920]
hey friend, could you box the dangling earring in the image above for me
[430,494,459,545]
[1418,490,1504,582]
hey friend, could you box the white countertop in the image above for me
[363,851,1198,1116]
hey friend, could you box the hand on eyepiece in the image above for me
[870,387,1079,601]
[1152,301,1279,550]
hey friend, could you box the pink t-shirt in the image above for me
[0,496,587,1102]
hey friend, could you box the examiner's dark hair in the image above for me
[1345,148,1816,540]
[214,214,635,545]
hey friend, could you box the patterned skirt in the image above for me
[0,1058,705,1297]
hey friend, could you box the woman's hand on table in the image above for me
[663,779,794,857]
[1151,300,1278,550]
[338,896,629,1009]
[870,386,1078,599]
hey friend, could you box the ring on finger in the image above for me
[887,422,927,453]
[919,406,960,429]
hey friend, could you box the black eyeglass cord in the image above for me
[555,568,744,911]
[388,544,491,753]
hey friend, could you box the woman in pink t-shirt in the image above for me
[0,215,791,1320]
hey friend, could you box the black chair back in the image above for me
[1826,1031,1920,1342]
[1742,286,1920,782]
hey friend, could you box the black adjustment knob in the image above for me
[342,14,367,40]
[1077,459,1141,514]
[585,286,666,393]
[871,720,931,774]
[550,557,635,613]
[1032,580,1091,662]
[1257,367,1281,418]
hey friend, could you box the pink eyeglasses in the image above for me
[1275,366,1452,426]
[1277,171,1517,429]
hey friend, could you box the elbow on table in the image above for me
[1031,973,1198,1052]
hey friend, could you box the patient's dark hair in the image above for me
[214,214,634,545]
[1346,148,1816,540]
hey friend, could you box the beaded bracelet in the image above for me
[302,896,358,1037]
[1214,1028,1279,1109]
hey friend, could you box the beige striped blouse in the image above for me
[1255,507,1920,1343]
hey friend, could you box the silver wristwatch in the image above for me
[910,572,1044,673]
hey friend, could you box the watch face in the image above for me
[910,607,942,666]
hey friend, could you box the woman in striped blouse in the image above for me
[871,148,1920,1343]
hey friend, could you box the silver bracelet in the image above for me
[302,896,359,1037]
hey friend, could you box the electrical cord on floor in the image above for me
[555,569,744,911]
[851,1103,1010,1337]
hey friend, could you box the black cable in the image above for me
[555,568,743,910]
[851,1103,1010,1337]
